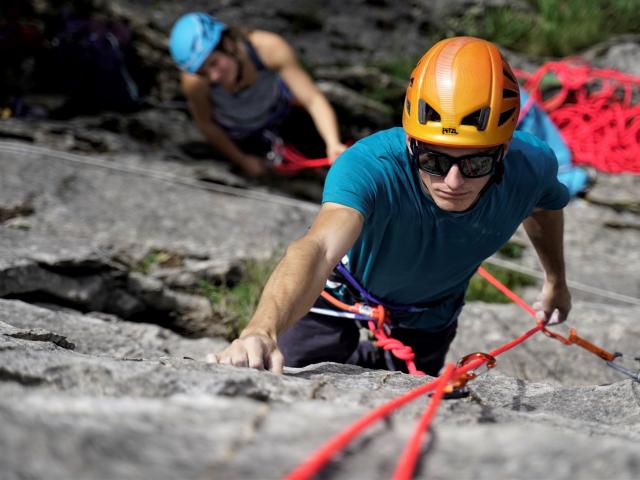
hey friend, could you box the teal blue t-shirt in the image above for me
[322,127,570,331]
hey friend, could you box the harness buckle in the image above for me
[355,303,388,330]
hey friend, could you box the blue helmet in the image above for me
[169,13,227,73]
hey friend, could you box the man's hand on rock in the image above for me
[207,334,284,373]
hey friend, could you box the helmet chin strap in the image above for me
[478,149,505,198]
[490,146,506,185]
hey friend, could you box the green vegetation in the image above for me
[136,249,184,274]
[197,241,529,322]
[363,57,416,118]
[199,256,280,332]
[374,57,417,83]
[454,0,640,57]
[465,263,536,303]
[498,240,526,259]
[465,241,532,302]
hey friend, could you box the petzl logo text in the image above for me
[442,127,458,135]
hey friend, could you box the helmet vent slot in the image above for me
[405,99,411,115]
[503,88,519,98]
[461,107,490,131]
[498,107,516,126]
[418,99,441,124]
[503,68,516,84]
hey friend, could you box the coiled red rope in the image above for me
[516,59,640,174]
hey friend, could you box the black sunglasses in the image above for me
[411,139,503,178]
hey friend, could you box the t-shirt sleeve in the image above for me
[322,142,382,220]
[535,142,571,210]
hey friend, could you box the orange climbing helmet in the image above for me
[402,36,520,148]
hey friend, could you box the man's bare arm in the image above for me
[254,31,346,161]
[523,208,571,324]
[209,202,364,372]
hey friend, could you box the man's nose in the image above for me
[444,164,465,189]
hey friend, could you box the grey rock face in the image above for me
[1,299,639,480]
[0,140,317,335]
[450,302,640,386]
[2,4,640,479]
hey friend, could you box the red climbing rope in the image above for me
[271,143,332,173]
[287,267,623,480]
[284,320,544,480]
[319,290,424,375]
[392,363,456,480]
[476,267,620,361]
[476,266,536,317]
[367,320,423,376]
[515,59,640,174]
[285,286,547,480]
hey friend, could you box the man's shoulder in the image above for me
[323,127,407,214]
[352,127,405,150]
[507,131,557,174]
[509,131,555,161]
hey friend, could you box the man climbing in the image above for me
[209,37,572,375]
[169,12,346,176]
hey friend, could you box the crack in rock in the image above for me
[0,367,45,386]
[0,260,218,338]
[0,196,35,224]
[7,329,76,350]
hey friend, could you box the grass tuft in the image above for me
[199,256,279,333]
[453,0,640,57]
[465,263,536,303]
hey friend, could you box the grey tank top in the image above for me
[209,41,292,139]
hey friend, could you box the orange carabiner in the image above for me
[457,351,497,371]
[444,352,498,394]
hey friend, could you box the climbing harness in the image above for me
[310,261,455,376]
[318,288,423,376]
[515,59,640,173]
[286,265,639,480]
